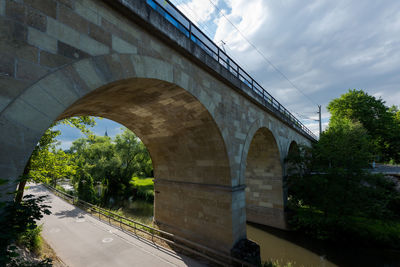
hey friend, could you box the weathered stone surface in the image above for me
[119,54,136,78]
[47,17,80,48]
[19,84,66,119]
[5,0,25,23]
[40,50,73,68]
[0,77,29,112]
[28,27,57,54]
[0,53,15,77]
[112,35,137,54]
[38,71,79,107]
[58,4,88,34]
[74,1,100,26]
[26,7,46,32]
[73,59,105,90]
[24,0,57,18]
[16,60,49,81]
[3,98,52,133]
[58,0,74,9]
[0,17,27,43]
[92,54,124,82]
[0,0,5,16]
[101,18,139,47]
[78,34,109,56]
[89,22,112,47]
[57,41,90,60]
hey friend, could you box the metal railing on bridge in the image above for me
[44,184,255,267]
[146,0,317,141]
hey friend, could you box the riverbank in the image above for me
[248,222,400,267]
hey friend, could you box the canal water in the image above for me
[118,200,399,266]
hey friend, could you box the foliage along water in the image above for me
[120,199,400,267]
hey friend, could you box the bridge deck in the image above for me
[104,0,317,141]
[26,184,206,267]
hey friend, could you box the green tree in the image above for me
[287,118,400,244]
[77,170,96,203]
[29,149,76,187]
[15,117,95,203]
[327,89,400,162]
[115,129,153,178]
[69,128,153,204]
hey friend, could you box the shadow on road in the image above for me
[54,207,85,219]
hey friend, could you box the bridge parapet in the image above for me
[106,0,317,141]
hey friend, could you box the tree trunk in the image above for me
[14,158,31,203]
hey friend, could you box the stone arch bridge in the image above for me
[0,0,314,253]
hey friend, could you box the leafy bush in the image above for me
[17,224,43,255]
[0,194,51,266]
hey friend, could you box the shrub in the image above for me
[17,224,43,255]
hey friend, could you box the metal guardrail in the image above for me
[146,0,317,141]
[44,184,254,267]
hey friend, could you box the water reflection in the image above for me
[247,223,400,267]
[247,224,336,267]
[119,199,154,225]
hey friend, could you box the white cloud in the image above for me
[175,0,219,25]
[203,0,400,136]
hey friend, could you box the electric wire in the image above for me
[172,0,217,41]
[171,0,320,134]
[207,0,319,106]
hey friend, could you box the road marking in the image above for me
[49,227,61,233]
[102,237,113,243]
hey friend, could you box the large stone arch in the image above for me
[240,120,286,229]
[0,53,241,252]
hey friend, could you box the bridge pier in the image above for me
[154,179,246,252]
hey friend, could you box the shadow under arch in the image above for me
[283,140,299,207]
[0,53,238,252]
[243,126,286,229]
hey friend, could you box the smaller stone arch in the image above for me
[282,140,299,206]
[242,124,286,229]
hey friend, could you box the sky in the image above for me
[55,0,400,149]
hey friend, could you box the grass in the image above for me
[263,260,295,267]
[130,177,154,201]
[41,238,65,266]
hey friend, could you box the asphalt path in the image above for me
[26,184,207,267]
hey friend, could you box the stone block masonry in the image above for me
[0,0,312,255]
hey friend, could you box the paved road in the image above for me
[26,184,207,267]
[373,164,400,174]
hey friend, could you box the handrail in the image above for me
[43,184,255,267]
[145,0,317,141]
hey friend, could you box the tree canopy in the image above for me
[327,89,400,163]
[286,90,400,247]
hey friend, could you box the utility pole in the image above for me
[317,105,322,138]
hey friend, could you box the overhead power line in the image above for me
[207,0,318,106]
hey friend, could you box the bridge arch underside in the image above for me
[245,127,286,229]
[0,69,240,252]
